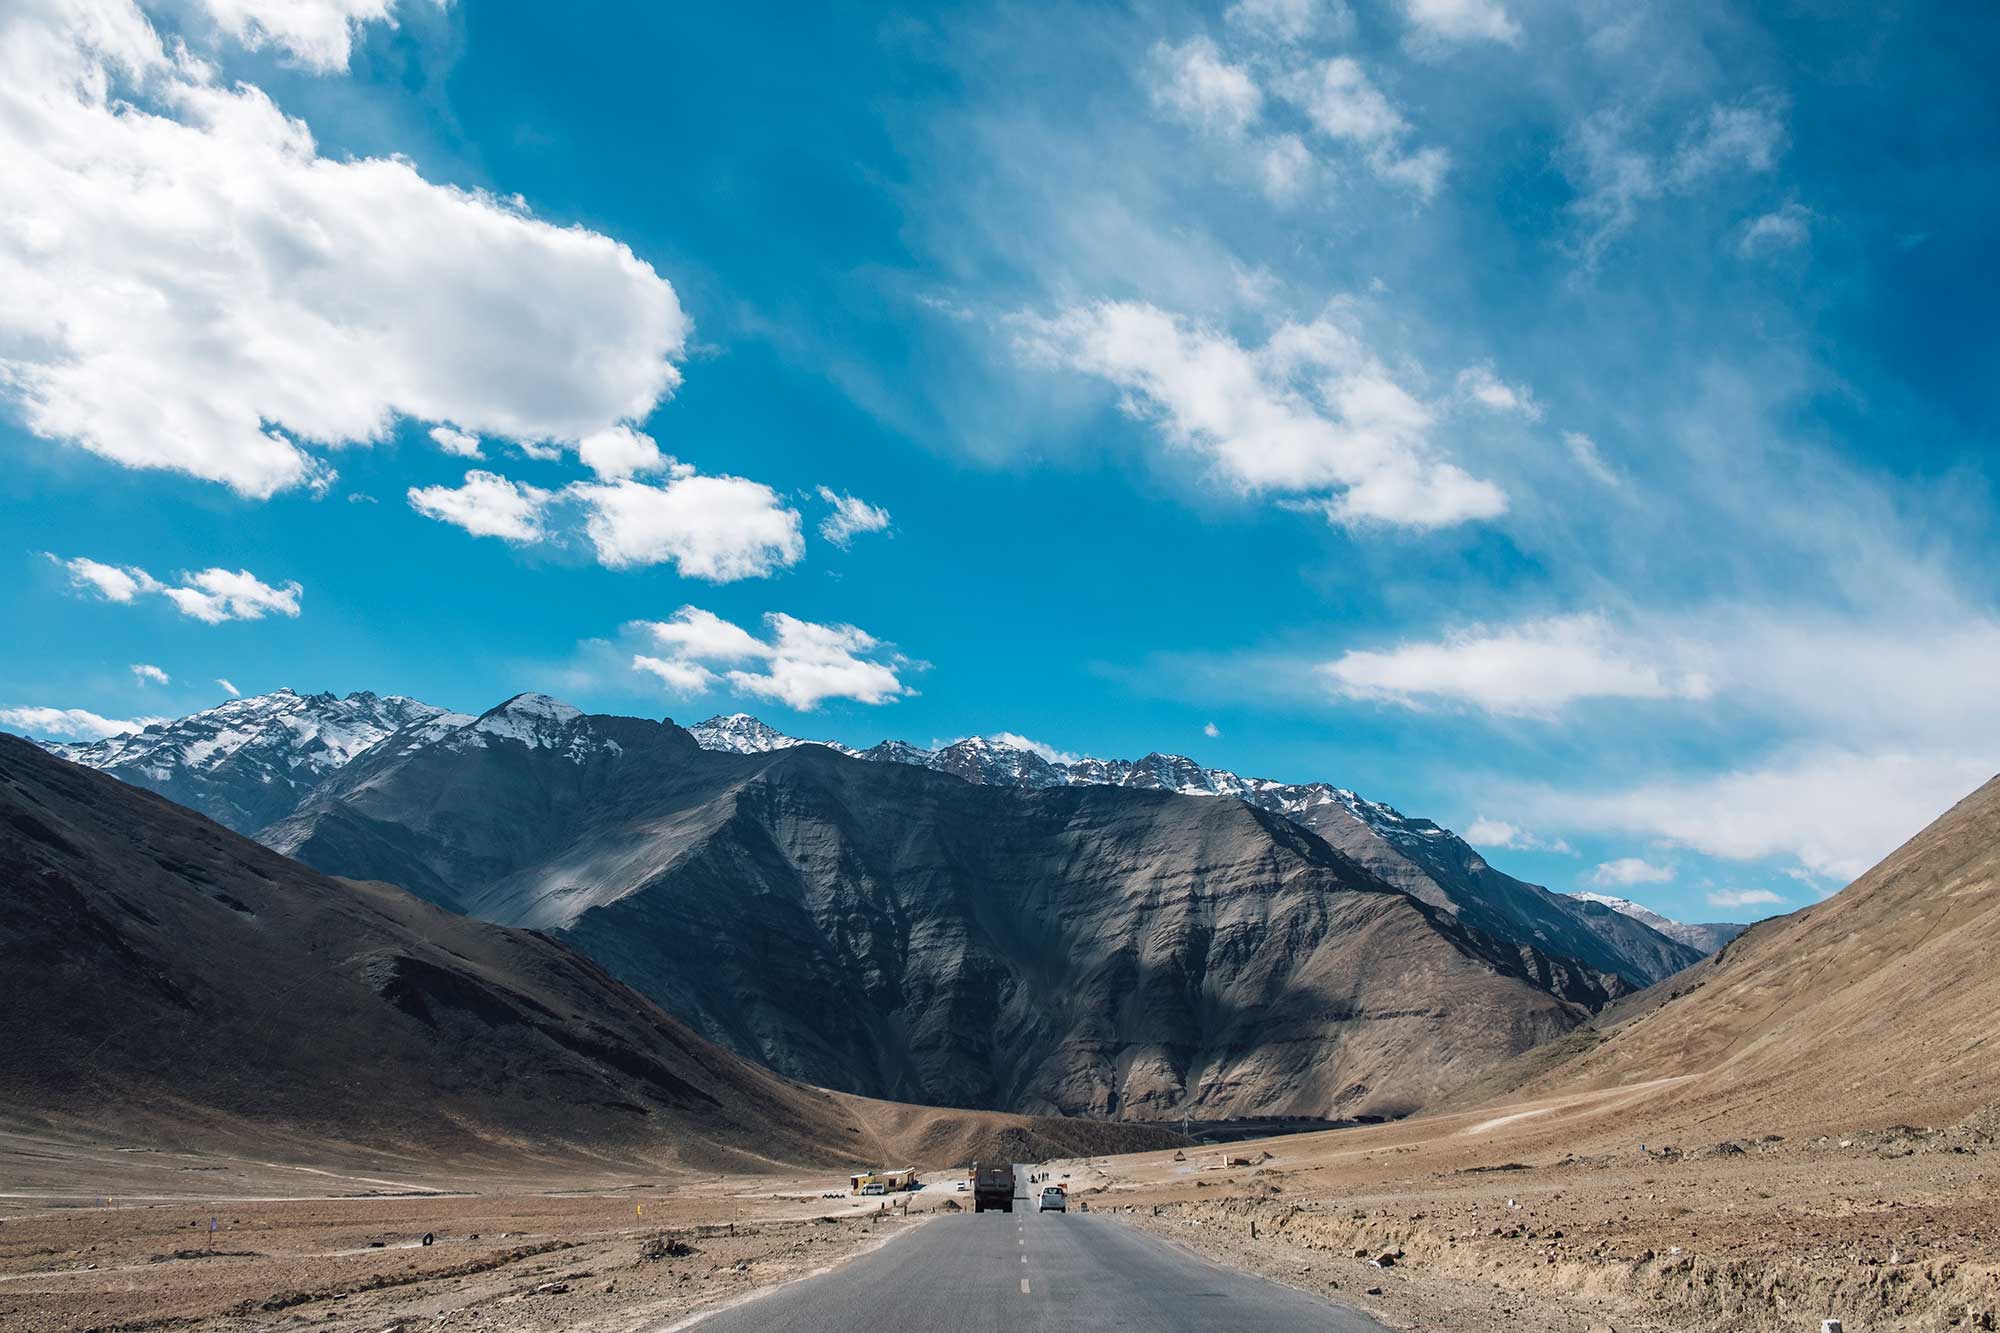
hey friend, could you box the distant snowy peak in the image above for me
[1568,892,1748,954]
[49,689,445,779]
[686,713,859,757]
[679,714,1447,849]
[455,693,621,761]
[42,688,451,834]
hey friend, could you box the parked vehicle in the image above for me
[1038,1187,1067,1213]
[859,1181,887,1196]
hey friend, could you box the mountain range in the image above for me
[26,690,1735,1122]
[0,732,1183,1170]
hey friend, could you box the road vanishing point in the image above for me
[686,1166,1391,1332]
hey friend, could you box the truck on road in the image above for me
[970,1162,1015,1214]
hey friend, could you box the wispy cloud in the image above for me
[51,554,302,624]
[0,706,165,742]
[1589,856,1674,887]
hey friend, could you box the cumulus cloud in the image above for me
[0,706,165,741]
[1148,37,1262,137]
[407,471,553,544]
[159,569,305,624]
[571,474,804,580]
[577,426,668,480]
[816,487,892,548]
[1456,365,1542,419]
[1589,856,1674,887]
[217,678,241,697]
[1016,301,1505,529]
[199,0,422,73]
[0,1,689,497]
[1707,887,1785,910]
[406,462,806,581]
[1400,0,1519,47]
[51,555,148,604]
[628,607,916,710]
[1320,613,1711,717]
[51,554,302,624]
[1277,57,1449,198]
[130,664,169,686]
[429,426,484,459]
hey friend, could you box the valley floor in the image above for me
[5,1081,1996,1333]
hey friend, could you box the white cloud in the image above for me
[636,606,772,663]
[1455,364,1542,419]
[407,470,553,544]
[987,732,1081,765]
[577,425,668,480]
[1529,749,1997,884]
[198,0,419,74]
[429,426,484,459]
[130,664,169,686]
[1739,203,1812,256]
[1589,856,1674,887]
[1568,101,1787,263]
[216,677,241,697]
[628,607,915,710]
[51,554,302,624]
[1321,613,1711,717]
[816,487,892,548]
[1464,817,1572,853]
[1707,887,1785,910]
[631,655,719,694]
[1225,0,1348,44]
[571,474,803,581]
[1016,301,1505,530]
[0,1,688,498]
[1400,0,1519,47]
[1203,721,1221,737]
[1669,102,1787,187]
[1147,37,1262,137]
[1257,134,1314,202]
[1278,57,1449,198]
[50,555,148,603]
[159,569,304,624]
[0,705,166,741]
[1562,430,1621,486]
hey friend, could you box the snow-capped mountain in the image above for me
[685,712,857,757]
[39,689,448,834]
[685,715,1715,984]
[1569,892,1749,955]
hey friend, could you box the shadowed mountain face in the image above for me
[0,732,873,1170]
[265,697,1617,1121]
[685,713,1708,989]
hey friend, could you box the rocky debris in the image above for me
[638,1235,697,1261]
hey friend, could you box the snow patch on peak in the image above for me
[472,694,590,749]
[688,713,803,754]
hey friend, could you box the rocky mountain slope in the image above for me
[1500,770,2000,1136]
[687,713,1707,987]
[40,689,453,834]
[37,694,1704,988]
[1,732,1179,1172]
[1568,891,1747,954]
[265,696,1625,1122]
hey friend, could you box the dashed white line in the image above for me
[1021,1278,1031,1294]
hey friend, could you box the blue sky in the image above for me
[4,0,1997,925]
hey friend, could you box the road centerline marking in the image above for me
[1021,1277,1031,1294]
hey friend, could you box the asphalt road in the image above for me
[687,1174,1391,1332]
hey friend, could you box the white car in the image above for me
[1038,1187,1066,1213]
[859,1182,887,1196]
